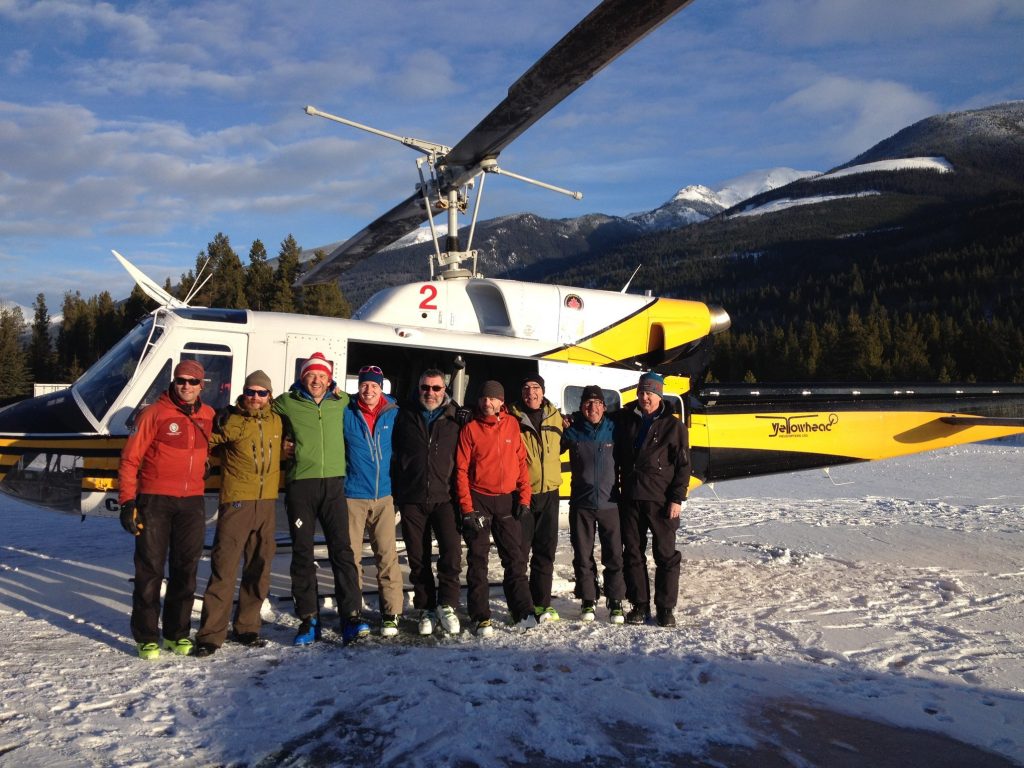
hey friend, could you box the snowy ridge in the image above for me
[0,444,1022,765]
[817,156,953,181]
[730,191,882,219]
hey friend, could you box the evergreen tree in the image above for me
[28,293,56,382]
[245,239,274,311]
[93,292,122,361]
[122,285,155,329]
[204,232,247,309]
[270,234,302,313]
[300,250,351,318]
[57,292,92,379]
[0,304,29,399]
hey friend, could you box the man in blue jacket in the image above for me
[562,385,625,624]
[344,364,403,637]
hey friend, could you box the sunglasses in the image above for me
[243,388,270,398]
[358,365,383,374]
[174,377,201,386]
[420,384,445,392]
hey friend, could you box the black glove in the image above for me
[455,407,472,426]
[461,511,489,538]
[119,499,144,536]
[514,503,530,520]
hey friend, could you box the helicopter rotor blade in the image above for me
[442,0,694,179]
[298,192,426,285]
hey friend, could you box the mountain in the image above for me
[322,167,817,306]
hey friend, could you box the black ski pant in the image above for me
[463,491,533,622]
[569,505,625,603]
[285,477,360,620]
[197,498,276,647]
[399,500,463,611]
[130,494,205,644]
[619,499,681,611]
[519,489,560,609]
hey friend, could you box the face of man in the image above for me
[638,390,661,415]
[581,397,605,425]
[173,375,203,405]
[418,375,446,411]
[358,380,382,408]
[521,381,544,410]
[478,396,503,417]
[302,370,330,402]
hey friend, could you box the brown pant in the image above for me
[347,495,404,615]
[196,499,276,646]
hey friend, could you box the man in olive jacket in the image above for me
[195,370,282,657]
[509,374,565,622]
[273,352,367,645]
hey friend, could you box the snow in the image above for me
[714,168,820,209]
[815,157,953,182]
[731,191,882,218]
[2,443,1023,766]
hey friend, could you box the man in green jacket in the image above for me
[195,370,283,657]
[273,352,368,646]
[509,374,565,623]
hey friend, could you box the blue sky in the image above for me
[1,0,1022,311]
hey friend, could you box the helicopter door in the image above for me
[285,334,348,388]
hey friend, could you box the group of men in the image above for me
[118,354,690,659]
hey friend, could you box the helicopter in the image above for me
[1,0,1022,520]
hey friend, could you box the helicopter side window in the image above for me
[562,385,621,414]
[182,343,234,411]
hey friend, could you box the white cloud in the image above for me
[777,76,939,160]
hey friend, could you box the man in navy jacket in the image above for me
[562,385,626,624]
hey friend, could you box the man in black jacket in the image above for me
[613,372,690,627]
[392,369,463,635]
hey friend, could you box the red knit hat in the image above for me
[300,352,332,380]
[173,359,205,381]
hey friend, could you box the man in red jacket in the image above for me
[455,380,536,637]
[118,359,215,659]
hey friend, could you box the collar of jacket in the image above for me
[474,404,507,425]
[629,400,667,420]
[510,399,557,421]
[233,396,273,418]
[289,381,341,404]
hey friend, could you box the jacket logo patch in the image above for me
[168,422,180,434]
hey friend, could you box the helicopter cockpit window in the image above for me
[75,318,160,422]
[125,360,172,431]
[562,385,621,414]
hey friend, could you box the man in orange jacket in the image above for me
[118,359,215,659]
[455,380,536,637]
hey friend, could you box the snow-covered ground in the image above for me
[1,443,1023,767]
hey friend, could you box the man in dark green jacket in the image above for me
[195,370,283,657]
[273,352,368,646]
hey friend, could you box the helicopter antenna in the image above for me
[182,256,213,306]
[621,264,642,293]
